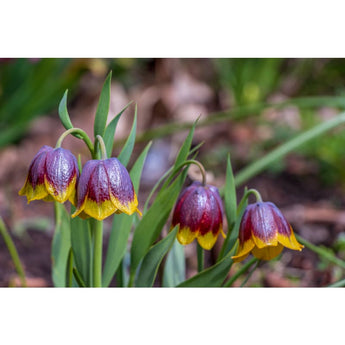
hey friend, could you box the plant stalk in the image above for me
[0,217,27,287]
[197,243,204,272]
[92,219,103,287]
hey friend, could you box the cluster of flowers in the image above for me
[19,146,141,221]
[19,145,303,262]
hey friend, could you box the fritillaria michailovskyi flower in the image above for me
[19,145,78,204]
[232,201,303,262]
[172,181,224,250]
[72,157,141,221]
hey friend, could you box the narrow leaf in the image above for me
[177,253,233,287]
[102,142,152,287]
[52,202,71,287]
[94,71,112,138]
[70,207,93,286]
[136,226,178,287]
[163,239,186,287]
[104,101,133,157]
[224,153,237,230]
[118,104,137,167]
[130,170,188,278]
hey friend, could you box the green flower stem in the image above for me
[94,135,108,160]
[223,257,258,287]
[328,278,345,287]
[92,219,103,287]
[240,260,260,287]
[197,243,204,272]
[243,188,263,203]
[296,234,345,270]
[168,160,207,186]
[0,217,26,287]
[234,111,345,187]
[55,127,94,153]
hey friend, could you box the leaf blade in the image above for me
[94,71,112,138]
[118,104,137,167]
[102,142,152,287]
[136,226,178,287]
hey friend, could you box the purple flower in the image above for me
[172,181,224,250]
[19,145,78,204]
[72,158,141,221]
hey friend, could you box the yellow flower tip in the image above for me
[136,208,142,217]
[251,243,284,261]
[177,227,196,246]
[197,231,218,250]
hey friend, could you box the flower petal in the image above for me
[251,243,283,260]
[231,238,255,263]
[44,148,78,203]
[18,146,52,203]
[177,226,196,246]
[72,160,99,218]
[250,203,278,248]
[197,226,223,250]
[105,158,140,215]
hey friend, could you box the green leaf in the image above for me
[102,142,152,287]
[118,104,137,167]
[177,253,233,287]
[130,170,188,280]
[58,90,73,130]
[224,153,237,230]
[174,118,198,167]
[94,71,112,138]
[218,194,248,261]
[70,207,93,286]
[157,119,197,198]
[51,202,71,287]
[104,101,133,158]
[136,226,178,287]
[162,239,186,287]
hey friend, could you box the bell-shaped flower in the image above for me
[19,145,78,204]
[232,201,304,262]
[172,181,224,250]
[71,158,141,221]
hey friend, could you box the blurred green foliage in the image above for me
[0,58,86,148]
[214,58,345,187]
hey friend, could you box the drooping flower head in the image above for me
[19,145,78,204]
[232,201,304,262]
[71,157,141,221]
[172,181,224,250]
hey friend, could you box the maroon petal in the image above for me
[104,158,136,205]
[45,147,78,195]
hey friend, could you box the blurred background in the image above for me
[2,58,345,287]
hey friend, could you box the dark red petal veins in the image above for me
[76,160,99,207]
[27,147,52,188]
[268,202,292,237]
[251,202,277,242]
[88,161,111,203]
[239,205,253,244]
[45,148,78,194]
[104,158,135,205]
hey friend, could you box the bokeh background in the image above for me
[2,58,345,287]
